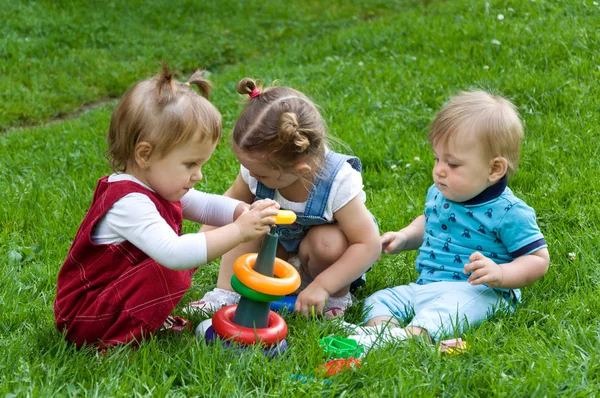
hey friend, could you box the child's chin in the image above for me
[441,191,463,202]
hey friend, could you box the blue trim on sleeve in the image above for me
[509,238,547,258]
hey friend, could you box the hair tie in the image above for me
[249,88,261,99]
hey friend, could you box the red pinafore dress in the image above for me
[54,177,195,348]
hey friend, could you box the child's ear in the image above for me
[293,161,312,176]
[134,142,153,169]
[488,157,508,183]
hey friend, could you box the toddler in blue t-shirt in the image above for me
[349,90,550,347]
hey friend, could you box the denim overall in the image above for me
[254,151,370,291]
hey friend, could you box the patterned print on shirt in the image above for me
[492,228,502,243]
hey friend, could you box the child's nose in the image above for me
[434,163,446,177]
[192,169,203,181]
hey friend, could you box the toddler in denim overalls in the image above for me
[188,78,380,319]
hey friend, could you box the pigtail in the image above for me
[237,77,263,99]
[187,70,212,99]
[157,62,176,105]
[280,112,310,153]
[237,78,256,95]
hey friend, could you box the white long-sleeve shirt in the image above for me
[92,174,241,270]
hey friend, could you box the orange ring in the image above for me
[234,253,300,296]
[212,305,288,345]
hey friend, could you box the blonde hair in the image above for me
[106,63,221,172]
[232,78,326,174]
[429,90,523,178]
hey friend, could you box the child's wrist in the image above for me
[311,277,335,296]
[397,229,410,251]
[230,222,246,244]
[498,264,506,288]
[233,202,250,221]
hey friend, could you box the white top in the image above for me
[91,174,241,270]
[240,160,365,221]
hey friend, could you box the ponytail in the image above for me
[186,70,212,99]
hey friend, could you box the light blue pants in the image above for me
[363,281,513,341]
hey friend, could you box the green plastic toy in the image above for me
[319,335,365,359]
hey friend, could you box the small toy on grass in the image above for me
[438,337,469,356]
[319,335,365,359]
[316,357,362,377]
[290,374,333,385]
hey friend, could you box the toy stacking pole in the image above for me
[232,225,278,328]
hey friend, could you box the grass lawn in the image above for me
[1,0,600,396]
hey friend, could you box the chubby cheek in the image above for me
[451,179,469,194]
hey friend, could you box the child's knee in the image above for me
[299,226,348,266]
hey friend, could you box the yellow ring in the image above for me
[234,253,300,296]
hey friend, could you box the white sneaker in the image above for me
[184,288,240,316]
[336,320,374,335]
[348,326,409,350]
[336,320,388,335]
[324,292,354,320]
[195,318,213,337]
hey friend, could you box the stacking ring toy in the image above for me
[212,305,288,345]
[230,274,283,302]
[234,253,300,296]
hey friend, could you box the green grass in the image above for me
[2,0,600,395]
[0,0,403,131]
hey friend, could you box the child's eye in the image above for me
[186,162,197,168]
[448,163,459,169]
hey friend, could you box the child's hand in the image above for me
[233,202,251,221]
[381,231,408,254]
[294,282,329,316]
[464,252,505,288]
[234,199,279,242]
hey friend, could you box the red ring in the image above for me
[212,305,288,346]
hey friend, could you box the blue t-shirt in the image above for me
[415,177,547,299]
